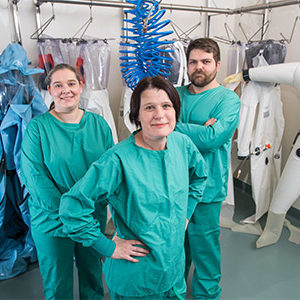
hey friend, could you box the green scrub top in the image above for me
[20,110,114,236]
[176,85,240,203]
[60,131,207,297]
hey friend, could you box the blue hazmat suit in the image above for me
[0,43,47,280]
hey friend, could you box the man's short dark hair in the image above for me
[186,38,220,63]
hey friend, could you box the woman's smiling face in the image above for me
[138,88,176,141]
[48,68,83,113]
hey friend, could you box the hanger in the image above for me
[72,3,93,40]
[30,3,55,40]
[214,15,238,44]
[247,20,270,43]
[213,36,232,45]
[247,6,273,43]
[279,5,300,44]
[170,12,202,41]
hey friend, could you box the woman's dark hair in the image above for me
[46,64,82,110]
[129,76,181,128]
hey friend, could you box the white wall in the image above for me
[0,1,13,47]
[1,0,300,176]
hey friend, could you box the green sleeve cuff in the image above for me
[92,234,116,257]
[187,197,198,220]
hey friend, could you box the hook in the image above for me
[30,2,55,40]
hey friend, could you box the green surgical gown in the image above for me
[60,131,207,297]
[176,85,240,203]
[20,110,114,236]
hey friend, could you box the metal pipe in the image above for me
[232,0,300,14]
[10,0,22,44]
[34,0,42,37]
[36,0,300,14]
[36,0,231,14]
[121,0,127,41]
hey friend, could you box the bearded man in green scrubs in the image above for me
[176,38,240,300]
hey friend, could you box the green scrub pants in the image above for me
[185,201,222,300]
[32,230,104,300]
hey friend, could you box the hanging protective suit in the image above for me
[80,88,118,144]
[226,41,246,76]
[245,40,286,69]
[224,58,300,237]
[73,39,118,143]
[0,43,47,280]
[220,42,246,229]
[257,131,300,247]
[238,53,285,224]
[37,37,65,90]
[223,41,245,206]
[80,39,111,90]
[117,85,135,141]
[160,41,189,87]
[58,39,79,68]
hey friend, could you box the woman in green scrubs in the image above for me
[60,76,208,299]
[20,64,114,300]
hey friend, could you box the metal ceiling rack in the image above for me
[10,0,300,45]
[32,0,300,41]
[34,0,300,14]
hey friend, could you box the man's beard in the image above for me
[189,69,217,88]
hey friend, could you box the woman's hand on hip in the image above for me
[111,236,149,263]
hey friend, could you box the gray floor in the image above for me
[1,185,300,300]
[220,186,300,300]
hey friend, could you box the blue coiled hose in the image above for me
[120,0,174,90]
